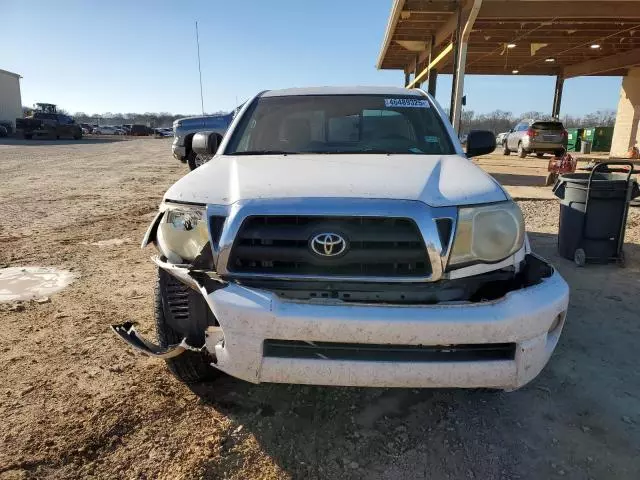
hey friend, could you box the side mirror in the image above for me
[192,131,223,155]
[466,130,496,158]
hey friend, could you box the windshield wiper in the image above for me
[228,150,300,155]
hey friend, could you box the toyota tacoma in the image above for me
[113,86,569,391]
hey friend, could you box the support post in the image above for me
[449,6,462,122]
[452,0,483,133]
[428,69,438,97]
[552,75,564,118]
[404,71,410,88]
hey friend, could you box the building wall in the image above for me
[0,70,23,130]
[610,68,640,158]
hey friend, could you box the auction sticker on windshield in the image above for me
[384,98,430,108]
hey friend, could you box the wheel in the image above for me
[574,248,586,267]
[187,150,204,170]
[502,143,511,155]
[156,269,220,384]
[194,154,210,169]
[616,251,626,268]
[518,142,527,158]
[536,153,545,158]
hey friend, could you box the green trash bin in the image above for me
[566,128,583,152]
[582,127,595,146]
[592,126,614,152]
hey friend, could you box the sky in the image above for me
[2,0,623,117]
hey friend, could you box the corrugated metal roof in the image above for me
[377,0,640,77]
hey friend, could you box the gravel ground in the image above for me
[1,139,639,479]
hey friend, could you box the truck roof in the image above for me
[262,86,424,97]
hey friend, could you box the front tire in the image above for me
[518,142,527,158]
[187,151,209,171]
[156,269,219,384]
[186,150,198,170]
[502,142,511,155]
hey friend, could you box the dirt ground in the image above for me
[1,138,639,480]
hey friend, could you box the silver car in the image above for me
[503,119,567,158]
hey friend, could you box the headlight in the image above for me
[449,202,525,267]
[156,203,209,263]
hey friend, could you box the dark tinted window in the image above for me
[532,122,564,131]
[226,95,454,155]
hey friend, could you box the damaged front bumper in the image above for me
[112,254,569,390]
[111,321,202,359]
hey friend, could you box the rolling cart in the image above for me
[553,162,639,267]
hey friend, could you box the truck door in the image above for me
[508,124,522,150]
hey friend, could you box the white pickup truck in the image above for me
[113,86,569,391]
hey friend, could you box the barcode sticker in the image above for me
[384,98,430,108]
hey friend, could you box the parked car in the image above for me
[172,111,236,170]
[112,86,569,392]
[93,126,119,135]
[130,124,152,136]
[496,132,508,145]
[16,104,82,140]
[154,128,173,137]
[503,119,567,158]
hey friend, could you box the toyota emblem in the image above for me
[310,233,348,257]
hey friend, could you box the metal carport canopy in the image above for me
[377,0,640,79]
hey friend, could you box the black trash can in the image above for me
[552,162,639,266]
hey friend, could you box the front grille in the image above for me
[263,340,516,362]
[227,216,431,277]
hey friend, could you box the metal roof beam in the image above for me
[479,1,640,20]
[563,47,640,77]
[407,43,454,88]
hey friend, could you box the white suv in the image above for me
[112,87,569,391]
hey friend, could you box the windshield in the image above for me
[225,94,454,155]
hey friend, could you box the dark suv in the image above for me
[503,119,567,158]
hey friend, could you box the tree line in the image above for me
[22,105,616,133]
[458,109,616,134]
[22,107,228,128]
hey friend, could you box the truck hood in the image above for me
[173,114,233,132]
[164,154,507,207]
